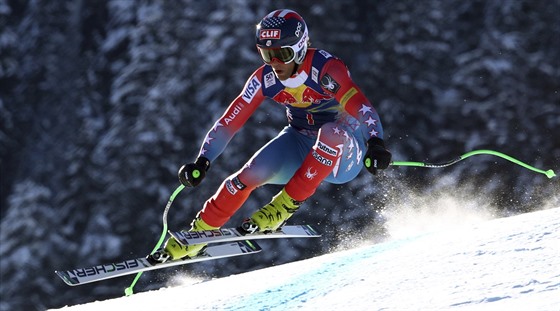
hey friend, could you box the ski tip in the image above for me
[303,224,322,236]
[239,240,262,252]
[55,270,80,286]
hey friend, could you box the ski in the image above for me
[55,240,261,286]
[170,224,321,246]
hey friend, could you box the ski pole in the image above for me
[125,184,185,296]
[390,149,556,178]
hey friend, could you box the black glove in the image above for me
[178,157,210,187]
[363,137,392,175]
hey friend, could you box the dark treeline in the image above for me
[1,1,558,310]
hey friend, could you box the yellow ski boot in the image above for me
[164,217,218,260]
[241,188,303,233]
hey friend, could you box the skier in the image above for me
[160,9,392,261]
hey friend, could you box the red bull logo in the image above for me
[302,88,330,104]
[274,90,297,105]
[273,85,331,107]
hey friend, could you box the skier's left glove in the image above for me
[178,157,210,187]
[363,137,392,175]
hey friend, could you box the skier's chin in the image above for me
[273,69,289,80]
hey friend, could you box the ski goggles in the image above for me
[257,46,296,64]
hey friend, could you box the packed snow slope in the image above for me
[52,207,560,311]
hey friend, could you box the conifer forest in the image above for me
[1,1,558,310]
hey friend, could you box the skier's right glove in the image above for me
[178,157,210,187]
[363,137,392,175]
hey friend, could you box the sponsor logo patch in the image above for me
[241,77,261,103]
[320,74,340,94]
[225,179,237,195]
[224,102,245,125]
[259,29,281,40]
[319,50,332,59]
[264,72,275,89]
[317,141,338,156]
[232,176,246,191]
[305,167,318,180]
[311,67,319,83]
[312,150,333,166]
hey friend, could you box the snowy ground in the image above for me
[50,206,560,311]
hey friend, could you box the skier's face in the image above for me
[257,46,298,81]
[269,59,297,81]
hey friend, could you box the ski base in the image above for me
[169,224,322,246]
[56,240,261,286]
